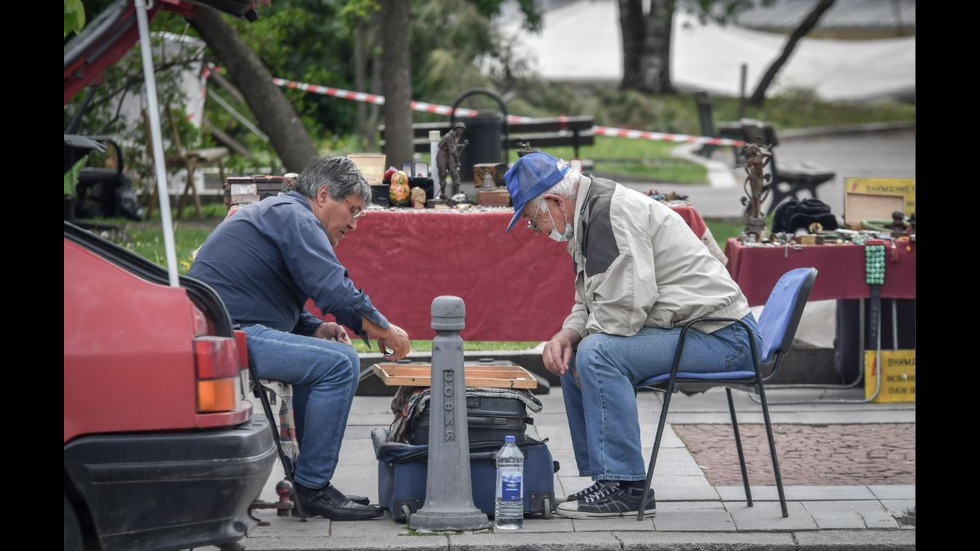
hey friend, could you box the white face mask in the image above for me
[546,204,574,242]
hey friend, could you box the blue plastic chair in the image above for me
[636,267,818,520]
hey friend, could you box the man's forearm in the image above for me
[361,316,388,338]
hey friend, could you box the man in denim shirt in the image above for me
[190,156,410,520]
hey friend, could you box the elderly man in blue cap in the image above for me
[504,153,760,519]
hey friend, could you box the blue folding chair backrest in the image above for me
[755,267,818,365]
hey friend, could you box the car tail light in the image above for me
[197,379,239,412]
[194,336,241,413]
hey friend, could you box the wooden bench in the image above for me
[693,92,745,161]
[380,116,596,160]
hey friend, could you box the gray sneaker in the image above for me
[556,482,656,519]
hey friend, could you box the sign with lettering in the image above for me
[443,369,455,441]
[864,349,915,403]
[845,178,916,227]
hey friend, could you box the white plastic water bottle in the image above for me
[494,435,524,530]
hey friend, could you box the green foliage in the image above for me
[66,0,913,188]
[65,155,89,195]
[65,0,86,38]
[339,0,380,21]
[471,0,541,31]
[689,0,762,26]
[95,221,218,274]
[64,9,209,200]
[708,86,916,129]
[226,1,364,145]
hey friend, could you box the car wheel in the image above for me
[64,494,83,551]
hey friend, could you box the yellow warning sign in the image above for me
[864,349,915,403]
[846,178,915,215]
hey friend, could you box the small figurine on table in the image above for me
[411,186,426,209]
[437,122,467,199]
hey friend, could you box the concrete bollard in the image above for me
[408,296,491,531]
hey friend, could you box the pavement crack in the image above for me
[612,533,625,551]
[791,532,800,549]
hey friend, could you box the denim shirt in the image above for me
[188,191,389,342]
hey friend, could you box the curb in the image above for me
[237,529,916,551]
[779,121,916,141]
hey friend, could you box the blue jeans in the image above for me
[243,324,361,489]
[562,314,761,481]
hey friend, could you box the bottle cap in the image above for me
[505,435,516,442]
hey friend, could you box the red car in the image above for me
[64,2,276,551]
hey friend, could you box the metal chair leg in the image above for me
[726,388,753,507]
[755,381,788,517]
[638,381,674,521]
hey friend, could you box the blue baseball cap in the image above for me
[504,153,570,232]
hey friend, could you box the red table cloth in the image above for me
[309,206,710,341]
[724,238,916,307]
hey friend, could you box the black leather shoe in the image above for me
[292,485,371,517]
[344,492,371,506]
[294,483,383,520]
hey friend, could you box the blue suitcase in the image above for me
[371,428,558,522]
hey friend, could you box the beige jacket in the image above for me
[562,177,750,338]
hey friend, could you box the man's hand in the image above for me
[314,322,352,345]
[361,317,411,361]
[377,323,410,360]
[542,328,582,377]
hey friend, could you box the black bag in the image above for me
[772,198,839,233]
[407,392,533,445]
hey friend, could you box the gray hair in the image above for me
[532,164,581,210]
[295,156,371,203]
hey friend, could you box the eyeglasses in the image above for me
[345,199,367,219]
[524,204,546,231]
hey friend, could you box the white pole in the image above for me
[429,130,441,198]
[135,0,180,287]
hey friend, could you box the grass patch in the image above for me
[140,202,230,223]
[704,214,777,249]
[702,88,916,130]
[544,137,708,183]
[91,220,219,274]
[704,218,746,249]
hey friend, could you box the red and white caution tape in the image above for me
[270,77,538,123]
[229,73,745,147]
[594,126,745,147]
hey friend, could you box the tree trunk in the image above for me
[619,0,675,94]
[189,5,317,173]
[380,0,414,170]
[748,0,836,106]
[368,25,382,149]
[619,0,645,91]
[354,17,372,148]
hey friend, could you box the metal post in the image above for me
[738,63,748,119]
[135,0,179,287]
[408,296,491,532]
[891,299,899,349]
[429,130,441,198]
